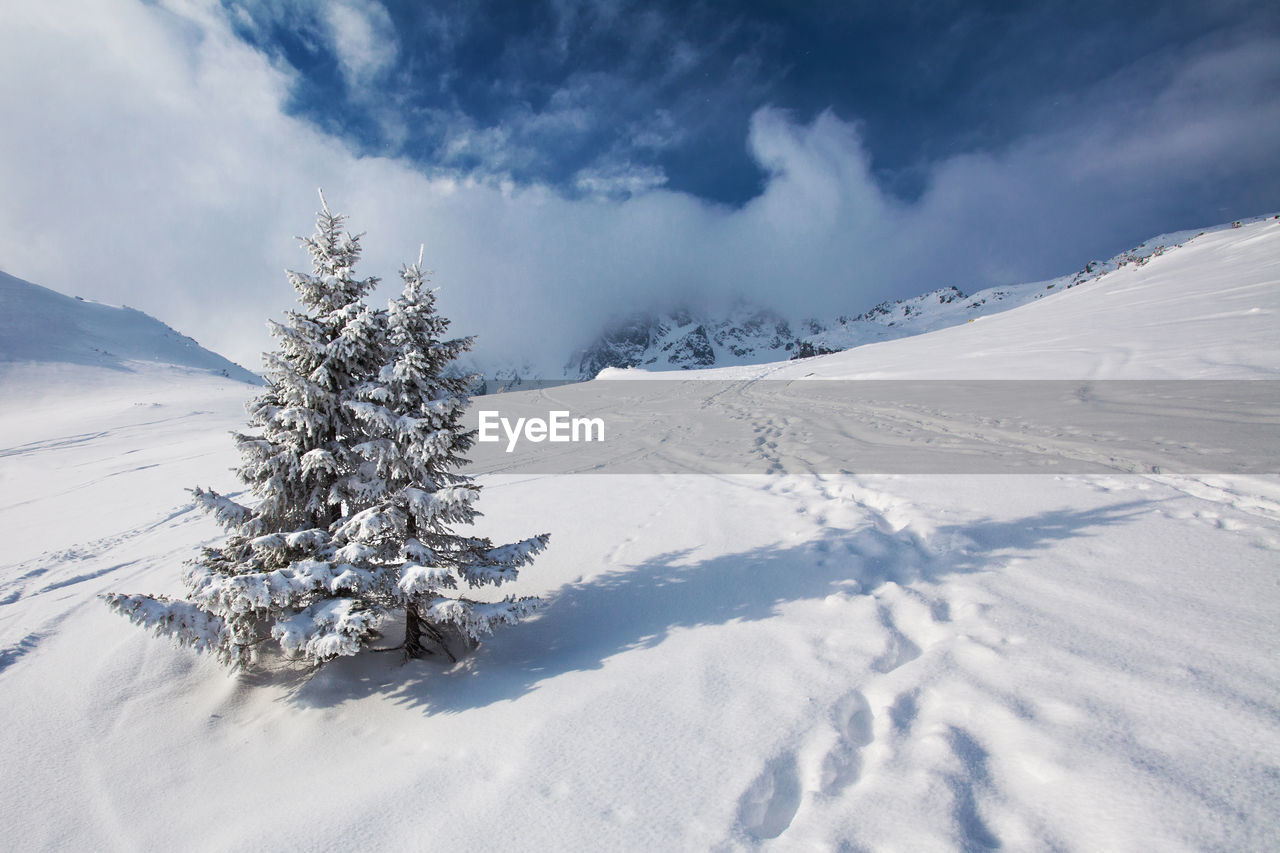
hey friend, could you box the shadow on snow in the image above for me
[287,499,1151,713]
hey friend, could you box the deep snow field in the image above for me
[1,220,1279,851]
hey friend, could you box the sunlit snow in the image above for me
[1,219,1277,850]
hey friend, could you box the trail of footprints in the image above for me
[737,607,937,842]
[753,712,1002,851]
[750,416,786,475]
[739,687,918,841]
[737,474,955,843]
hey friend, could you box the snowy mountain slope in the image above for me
[0,270,258,383]
[541,215,1280,382]
[1,218,1278,850]
[654,216,1280,380]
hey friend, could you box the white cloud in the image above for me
[0,0,1277,373]
[573,162,668,196]
[324,0,397,89]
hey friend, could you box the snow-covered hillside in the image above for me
[658,217,1280,380]
[481,216,1279,384]
[0,270,258,384]
[1,218,1277,850]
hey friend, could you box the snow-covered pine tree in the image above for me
[104,197,548,669]
[342,257,547,660]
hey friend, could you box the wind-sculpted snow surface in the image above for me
[0,218,1278,849]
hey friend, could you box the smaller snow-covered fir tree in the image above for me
[104,197,548,669]
[342,256,548,660]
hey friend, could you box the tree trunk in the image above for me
[403,604,457,663]
[403,603,430,659]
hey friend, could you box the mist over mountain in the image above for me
[463,217,1262,387]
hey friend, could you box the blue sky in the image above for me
[228,0,1278,208]
[1,0,1278,367]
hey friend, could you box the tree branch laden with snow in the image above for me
[104,200,550,670]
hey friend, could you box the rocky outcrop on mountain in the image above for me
[563,303,800,379]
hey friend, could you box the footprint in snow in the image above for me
[870,627,922,674]
[820,690,874,794]
[737,754,802,840]
[888,691,919,734]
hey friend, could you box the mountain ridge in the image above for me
[471,215,1276,387]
